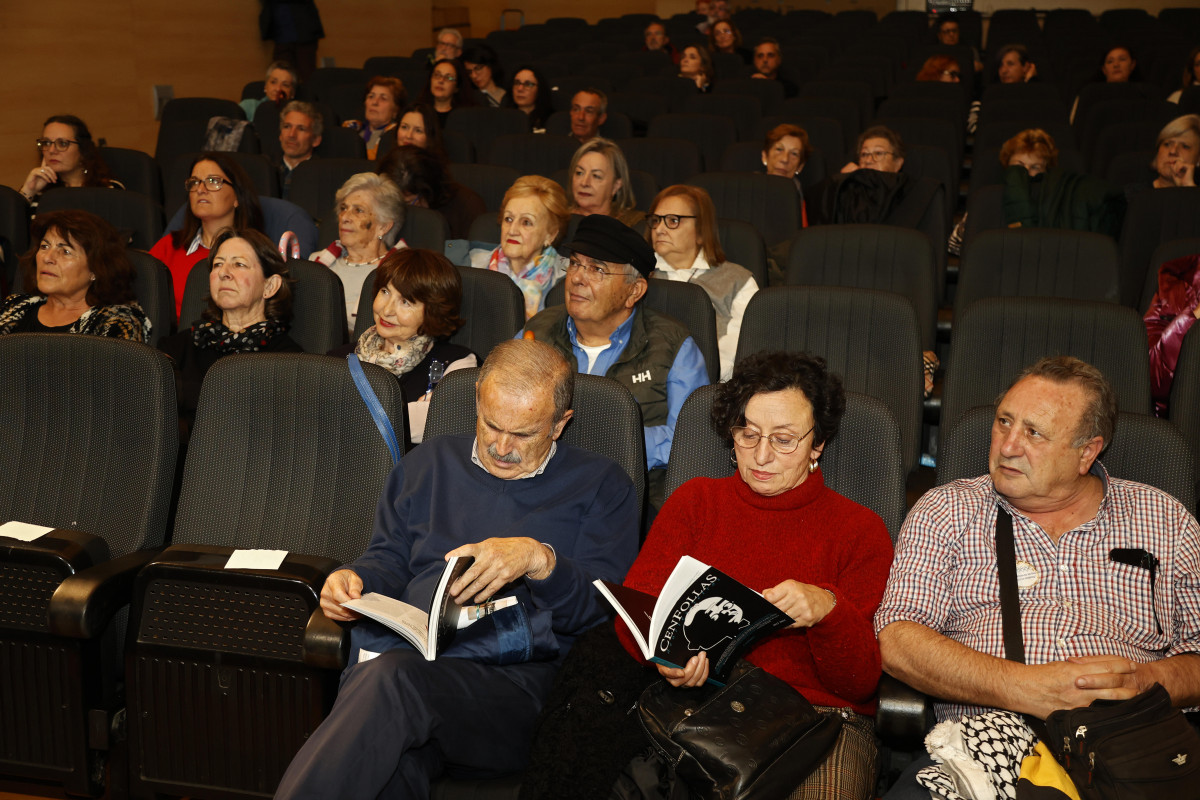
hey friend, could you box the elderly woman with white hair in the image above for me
[309,172,407,330]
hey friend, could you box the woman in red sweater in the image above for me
[618,350,894,800]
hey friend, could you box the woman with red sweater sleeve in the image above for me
[1145,254,1200,416]
[616,350,894,800]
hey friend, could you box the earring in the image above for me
[377,234,384,241]
[89,274,96,282]
[808,459,818,473]
[729,447,738,467]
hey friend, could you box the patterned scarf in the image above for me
[488,245,560,319]
[192,318,291,355]
[354,325,434,378]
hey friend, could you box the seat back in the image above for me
[717,218,769,289]
[943,297,1152,433]
[1170,328,1200,513]
[1140,238,1200,313]
[181,257,347,353]
[736,286,923,473]
[0,186,30,290]
[0,335,177,556]
[664,386,907,539]
[450,164,520,212]
[616,137,703,190]
[938,406,1195,512]
[682,94,763,141]
[173,353,404,563]
[446,107,533,164]
[36,188,165,251]
[397,206,450,253]
[485,133,581,179]
[100,146,164,206]
[1119,187,1200,308]
[647,113,736,171]
[687,172,801,248]
[956,228,1121,320]
[161,97,246,124]
[126,249,176,345]
[426,368,647,515]
[786,224,938,351]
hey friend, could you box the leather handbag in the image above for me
[637,661,843,800]
[1040,683,1200,800]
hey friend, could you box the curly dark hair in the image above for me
[370,248,464,338]
[376,144,454,207]
[711,351,846,448]
[39,114,113,188]
[20,209,137,306]
[201,228,294,324]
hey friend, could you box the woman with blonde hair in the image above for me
[472,175,570,318]
[645,184,757,380]
[567,138,641,227]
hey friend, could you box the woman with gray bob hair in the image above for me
[309,171,408,331]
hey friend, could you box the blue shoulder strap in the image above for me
[346,354,401,465]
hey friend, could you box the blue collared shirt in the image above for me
[518,308,708,469]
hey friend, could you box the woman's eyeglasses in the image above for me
[512,80,538,89]
[730,425,814,454]
[36,138,79,151]
[648,214,697,230]
[432,71,457,83]
[185,176,230,192]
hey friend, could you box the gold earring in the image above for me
[729,448,738,467]
[809,459,818,473]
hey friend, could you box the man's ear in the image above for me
[1077,436,1104,475]
[624,276,648,308]
[550,409,574,440]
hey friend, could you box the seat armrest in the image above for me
[875,673,933,748]
[303,608,349,670]
[48,548,163,639]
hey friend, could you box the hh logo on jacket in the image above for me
[631,370,652,384]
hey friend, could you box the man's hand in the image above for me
[446,537,554,603]
[320,569,364,621]
[840,161,860,174]
[762,580,835,628]
[658,651,710,687]
[1019,656,1142,719]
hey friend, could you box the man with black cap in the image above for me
[520,215,709,503]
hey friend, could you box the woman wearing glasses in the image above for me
[419,59,475,130]
[343,77,407,160]
[19,115,120,206]
[149,153,264,316]
[613,350,892,800]
[502,65,553,133]
[646,185,756,381]
[462,44,506,108]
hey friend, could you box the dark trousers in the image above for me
[881,753,935,799]
[275,650,554,800]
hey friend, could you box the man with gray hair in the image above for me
[569,88,608,143]
[239,60,299,119]
[276,338,639,799]
[278,100,323,199]
[434,27,463,62]
[875,355,1200,798]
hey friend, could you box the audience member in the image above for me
[2,209,148,340]
[761,123,812,224]
[433,27,463,63]
[277,100,322,199]
[1150,114,1200,189]
[750,38,798,97]
[678,45,714,92]
[240,61,298,120]
[471,175,569,319]
[394,102,447,163]
[1168,45,1200,104]
[462,44,506,108]
[877,356,1200,798]
[158,229,300,429]
[708,19,752,64]
[274,338,640,799]
[376,144,485,240]
[996,44,1037,84]
[567,138,642,227]
[932,12,982,72]
[503,65,553,133]
[642,21,680,64]
[842,125,905,174]
[520,214,709,502]
[1101,44,1140,83]
[1146,253,1200,416]
[19,115,120,206]
[343,76,407,160]
[149,153,264,316]
[646,185,757,380]
[916,54,962,83]
[328,248,475,442]
[420,59,475,130]
[309,172,406,332]
[568,89,608,143]
[695,0,730,35]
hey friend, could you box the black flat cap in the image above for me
[563,215,655,278]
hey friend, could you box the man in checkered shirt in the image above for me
[875,355,1200,798]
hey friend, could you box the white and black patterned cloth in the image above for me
[916,711,1035,800]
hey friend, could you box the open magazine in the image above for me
[594,555,791,684]
[342,556,517,660]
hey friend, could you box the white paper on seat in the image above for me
[225,549,288,570]
[0,521,55,542]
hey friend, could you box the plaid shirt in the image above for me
[875,462,1200,721]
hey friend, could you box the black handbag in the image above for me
[996,510,1200,800]
[637,661,843,800]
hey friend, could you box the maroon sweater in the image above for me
[617,472,893,715]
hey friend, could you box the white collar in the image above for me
[470,438,557,479]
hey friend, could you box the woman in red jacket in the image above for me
[1146,254,1200,415]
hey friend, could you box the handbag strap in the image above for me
[346,354,401,465]
[995,508,1026,664]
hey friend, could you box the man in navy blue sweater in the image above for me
[276,339,640,799]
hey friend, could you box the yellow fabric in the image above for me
[1018,741,1082,800]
